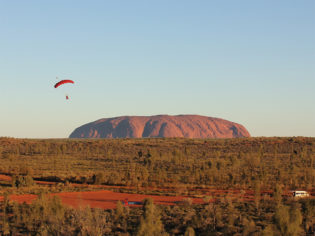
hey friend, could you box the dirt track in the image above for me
[1,174,313,209]
[0,174,12,182]
[0,190,204,209]
[0,174,206,208]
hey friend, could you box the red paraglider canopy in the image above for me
[54,79,74,88]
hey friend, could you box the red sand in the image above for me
[1,174,313,209]
[0,174,12,182]
[52,190,204,209]
[0,190,204,209]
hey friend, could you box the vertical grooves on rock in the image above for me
[69,115,250,139]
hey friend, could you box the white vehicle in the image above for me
[292,190,310,198]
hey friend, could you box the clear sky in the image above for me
[0,1,314,138]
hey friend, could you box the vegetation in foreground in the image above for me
[1,192,315,235]
[0,137,314,235]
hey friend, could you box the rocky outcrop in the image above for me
[69,115,250,138]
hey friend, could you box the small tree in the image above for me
[92,172,105,185]
[254,180,261,210]
[274,204,290,235]
[11,174,35,188]
[2,192,10,235]
[301,199,315,233]
[274,203,303,236]
[242,218,256,235]
[273,183,282,206]
[184,226,195,236]
[288,202,303,235]
[262,225,275,236]
[114,201,128,232]
[136,198,168,236]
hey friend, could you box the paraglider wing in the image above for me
[54,79,74,88]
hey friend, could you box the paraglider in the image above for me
[54,79,74,100]
[54,79,74,88]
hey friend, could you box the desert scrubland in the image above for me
[0,137,314,235]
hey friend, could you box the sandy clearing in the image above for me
[0,190,204,209]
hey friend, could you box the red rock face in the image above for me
[69,115,250,138]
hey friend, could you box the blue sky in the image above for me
[0,1,314,138]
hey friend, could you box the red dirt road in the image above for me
[0,190,204,209]
[0,174,11,182]
[53,190,204,209]
[2,174,313,209]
